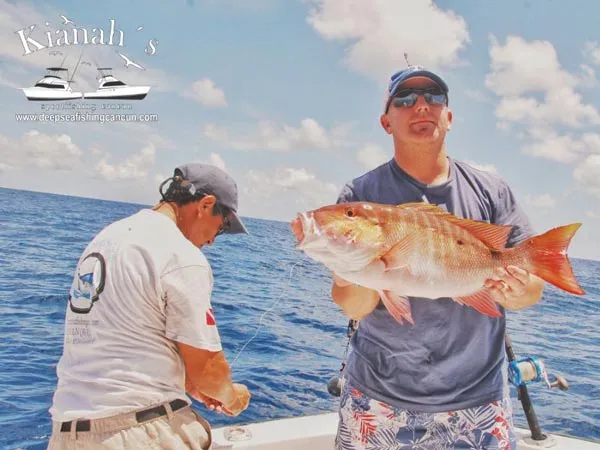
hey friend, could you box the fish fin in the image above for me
[379,290,414,325]
[380,236,416,272]
[448,220,513,251]
[524,223,585,295]
[454,289,503,318]
[396,202,512,251]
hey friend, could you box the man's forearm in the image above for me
[331,281,380,320]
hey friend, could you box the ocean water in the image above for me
[0,186,598,449]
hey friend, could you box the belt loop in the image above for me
[70,420,77,440]
[164,401,174,420]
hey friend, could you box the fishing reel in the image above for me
[508,356,569,391]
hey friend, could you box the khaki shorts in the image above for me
[47,399,212,450]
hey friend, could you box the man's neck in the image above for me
[152,202,178,224]
[393,142,450,186]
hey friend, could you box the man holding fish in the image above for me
[291,66,584,449]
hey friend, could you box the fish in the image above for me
[290,201,585,325]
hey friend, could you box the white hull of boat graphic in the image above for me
[22,87,83,101]
[83,85,150,100]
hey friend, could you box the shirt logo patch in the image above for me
[206,308,216,326]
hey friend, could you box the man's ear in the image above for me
[446,109,453,131]
[197,195,217,215]
[380,114,392,134]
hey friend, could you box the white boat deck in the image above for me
[212,412,600,449]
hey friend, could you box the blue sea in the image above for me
[0,186,598,449]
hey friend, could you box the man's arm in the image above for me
[331,273,380,320]
[488,179,546,309]
[161,264,250,415]
[177,342,250,416]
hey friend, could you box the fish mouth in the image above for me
[291,212,323,249]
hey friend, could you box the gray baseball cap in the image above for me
[175,163,248,235]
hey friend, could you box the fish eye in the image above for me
[346,209,354,217]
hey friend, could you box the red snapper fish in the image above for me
[289,201,585,325]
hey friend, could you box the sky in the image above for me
[0,0,599,260]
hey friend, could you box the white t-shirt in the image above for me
[49,208,222,421]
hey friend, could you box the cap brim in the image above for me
[225,211,249,235]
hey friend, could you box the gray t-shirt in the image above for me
[337,157,535,412]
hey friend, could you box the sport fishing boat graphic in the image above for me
[83,67,150,100]
[22,52,150,101]
[21,66,83,101]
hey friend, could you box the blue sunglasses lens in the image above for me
[392,89,447,108]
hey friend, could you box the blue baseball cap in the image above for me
[384,65,449,112]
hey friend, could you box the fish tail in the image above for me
[522,223,585,295]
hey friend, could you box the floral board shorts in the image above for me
[335,380,517,450]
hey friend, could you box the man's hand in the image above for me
[186,378,250,416]
[179,343,251,417]
[185,377,225,414]
[194,391,228,414]
[222,383,251,416]
[331,272,380,320]
[485,265,545,310]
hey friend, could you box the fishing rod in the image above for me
[505,332,568,442]
[327,318,357,397]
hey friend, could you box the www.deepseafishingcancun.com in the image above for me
[14,112,159,123]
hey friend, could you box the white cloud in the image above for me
[305,0,470,81]
[578,64,597,88]
[464,89,490,103]
[357,144,388,169]
[583,41,600,66]
[182,78,227,107]
[573,154,600,198]
[516,129,600,164]
[463,160,498,174]
[208,152,226,171]
[485,34,600,195]
[486,36,578,97]
[486,36,600,129]
[585,210,599,220]
[0,130,84,170]
[113,123,177,150]
[196,152,227,172]
[241,167,338,220]
[525,194,556,209]
[520,132,584,164]
[94,143,155,181]
[0,1,58,67]
[203,118,351,152]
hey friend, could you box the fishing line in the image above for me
[229,260,305,368]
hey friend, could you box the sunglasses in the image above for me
[389,88,448,110]
[215,204,231,236]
